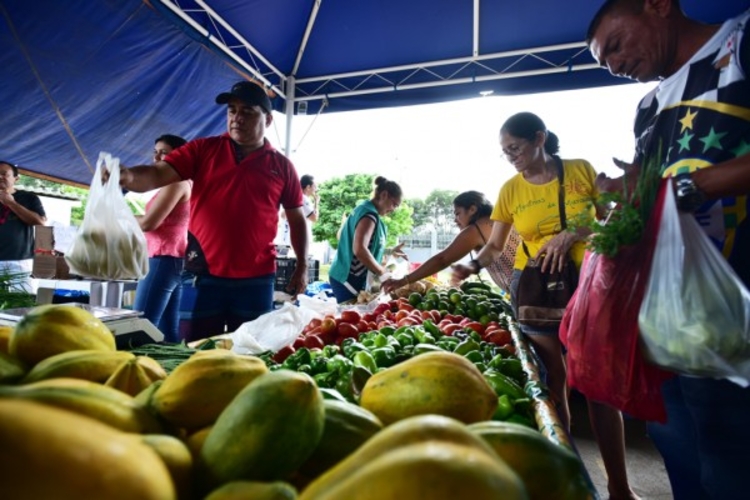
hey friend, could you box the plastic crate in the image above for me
[275,258,320,291]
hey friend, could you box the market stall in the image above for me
[0,280,596,499]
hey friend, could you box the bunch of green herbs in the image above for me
[572,151,663,258]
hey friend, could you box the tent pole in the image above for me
[285,76,295,158]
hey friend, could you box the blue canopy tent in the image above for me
[2,0,748,186]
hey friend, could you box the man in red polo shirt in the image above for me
[120,81,309,340]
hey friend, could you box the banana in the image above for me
[0,377,162,433]
[22,350,135,384]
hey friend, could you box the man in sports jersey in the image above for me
[588,1,750,498]
[119,81,309,340]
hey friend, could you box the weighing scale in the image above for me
[0,303,164,349]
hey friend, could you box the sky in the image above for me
[267,81,658,201]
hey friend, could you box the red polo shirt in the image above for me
[165,135,303,278]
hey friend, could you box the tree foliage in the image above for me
[313,173,413,249]
[407,189,459,234]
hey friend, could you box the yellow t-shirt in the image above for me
[491,159,598,270]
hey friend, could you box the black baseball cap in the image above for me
[215,81,273,114]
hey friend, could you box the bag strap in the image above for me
[522,156,566,259]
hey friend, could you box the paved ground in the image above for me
[568,391,673,500]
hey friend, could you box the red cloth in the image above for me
[165,136,303,278]
[560,181,674,422]
[144,193,190,258]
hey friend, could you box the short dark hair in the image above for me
[155,134,187,150]
[300,174,315,189]
[586,0,659,44]
[0,160,19,177]
[453,191,493,224]
[500,112,560,155]
[373,176,403,200]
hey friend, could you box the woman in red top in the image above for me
[133,135,191,342]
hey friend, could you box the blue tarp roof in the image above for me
[2,0,749,186]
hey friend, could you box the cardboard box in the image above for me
[34,225,55,250]
[32,254,71,280]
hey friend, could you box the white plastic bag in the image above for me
[297,293,338,317]
[65,152,149,280]
[231,302,319,355]
[639,184,750,385]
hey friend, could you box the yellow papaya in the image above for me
[298,399,383,478]
[140,434,194,500]
[22,349,134,384]
[300,414,500,500]
[300,441,528,500]
[106,357,155,396]
[184,425,212,461]
[469,421,591,500]
[201,370,324,486]
[205,481,298,500]
[0,351,26,383]
[136,355,168,382]
[0,324,13,354]
[0,399,176,500]
[0,377,162,433]
[360,351,497,425]
[9,304,115,366]
[151,349,268,430]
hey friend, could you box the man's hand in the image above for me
[596,158,640,194]
[0,190,13,205]
[287,264,309,296]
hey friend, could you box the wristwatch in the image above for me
[674,173,706,212]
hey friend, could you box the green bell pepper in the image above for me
[352,350,378,374]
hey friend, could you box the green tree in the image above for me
[409,189,459,233]
[313,173,413,249]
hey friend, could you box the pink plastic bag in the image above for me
[560,180,673,422]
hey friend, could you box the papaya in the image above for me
[300,414,500,500]
[106,357,155,396]
[184,425,212,461]
[140,434,194,500]
[0,399,176,499]
[205,481,298,500]
[0,324,13,354]
[299,399,383,478]
[300,441,527,500]
[0,351,26,383]
[360,351,497,425]
[151,349,268,430]
[22,349,134,384]
[136,355,168,382]
[468,421,590,500]
[9,304,115,366]
[0,377,162,433]
[134,379,163,407]
[201,370,324,486]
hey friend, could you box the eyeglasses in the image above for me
[501,140,529,158]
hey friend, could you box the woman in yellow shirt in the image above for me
[454,112,639,500]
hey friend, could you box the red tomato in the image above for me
[338,322,359,339]
[367,321,378,330]
[463,321,485,335]
[394,310,410,322]
[341,310,361,324]
[398,303,415,312]
[292,336,306,349]
[309,318,322,329]
[429,310,442,322]
[272,345,295,363]
[320,318,337,334]
[304,334,326,350]
[419,310,433,321]
[397,317,419,327]
[362,312,375,323]
[485,321,500,330]
[485,329,513,346]
[373,303,390,315]
[382,310,394,320]
[317,330,337,345]
[459,317,473,327]
[441,324,462,336]
[355,319,370,333]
